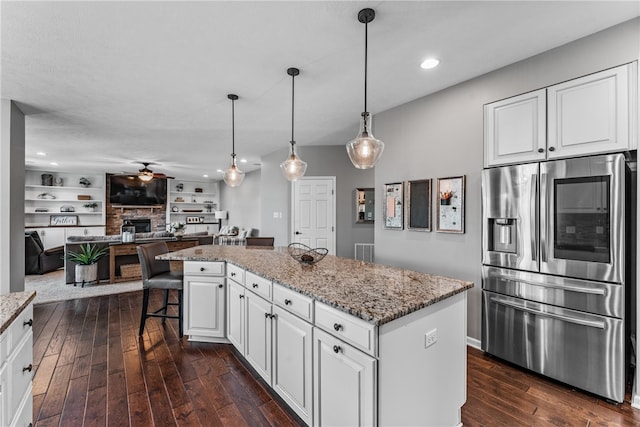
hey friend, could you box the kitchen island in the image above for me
[160,245,473,426]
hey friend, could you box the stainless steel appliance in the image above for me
[481,153,634,403]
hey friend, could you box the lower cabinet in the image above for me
[0,303,34,427]
[244,290,273,383]
[272,306,313,425]
[183,261,226,342]
[313,327,376,427]
[227,279,245,353]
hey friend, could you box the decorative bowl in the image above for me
[287,243,328,266]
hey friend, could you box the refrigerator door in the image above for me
[482,163,539,272]
[482,290,625,403]
[540,153,625,283]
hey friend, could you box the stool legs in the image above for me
[162,289,170,324]
[139,288,150,336]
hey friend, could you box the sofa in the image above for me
[64,231,213,284]
[25,231,65,274]
[214,226,257,245]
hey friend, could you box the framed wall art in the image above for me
[407,179,431,231]
[436,175,465,233]
[383,182,404,230]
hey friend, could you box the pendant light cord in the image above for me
[231,97,236,157]
[364,19,368,113]
[291,71,295,144]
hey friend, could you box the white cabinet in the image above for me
[548,63,636,158]
[167,179,220,233]
[227,279,246,353]
[244,289,273,383]
[0,303,33,427]
[183,261,226,342]
[313,327,376,427]
[272,305,313,425]
[24,170,105,227]
[65,226,106,238]
[484,89,546,167]
[485,62,637,167]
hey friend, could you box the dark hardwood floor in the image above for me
[31,290,640,426]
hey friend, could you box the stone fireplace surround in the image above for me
[105,177,167,235]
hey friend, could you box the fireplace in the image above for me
[127,218,151,233]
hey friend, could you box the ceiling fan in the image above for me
[115,162,175,182]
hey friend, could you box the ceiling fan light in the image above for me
[223,156,245,187]
[347,112,384,169]
[138,171,154,182]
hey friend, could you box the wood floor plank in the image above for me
[32,293,640,427]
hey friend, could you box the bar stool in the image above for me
[136,241,184,337]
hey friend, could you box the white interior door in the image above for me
[292,177,336,255]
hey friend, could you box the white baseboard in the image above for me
[466,336,481,350]
[632,379,640,409]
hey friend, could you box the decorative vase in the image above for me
[75,263,98,284]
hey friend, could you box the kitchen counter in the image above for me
[0,291,36,334]
[159,245,473,325]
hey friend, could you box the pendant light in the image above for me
[223,94,245,187]
[280,67,307,181]
[346,8,384,169]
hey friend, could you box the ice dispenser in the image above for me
[488,218,516,253]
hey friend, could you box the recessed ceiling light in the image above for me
[36,152,47,156]
[240,158,247,163]
[420,58,440,69]
[50,162,58,166]
[216,169,223,173]
[203,174,209,178]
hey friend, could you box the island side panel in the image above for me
[378,291,467,426]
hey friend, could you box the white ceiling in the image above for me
[2,1,639,181]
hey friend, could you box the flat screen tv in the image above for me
[109,175,167,205]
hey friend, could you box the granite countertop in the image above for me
[0,291,36,335]
[159,246,474,326]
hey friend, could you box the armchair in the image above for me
[25,231,64,275]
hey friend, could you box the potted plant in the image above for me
[169,221,186,236]
[83,202,99,212]
[65,243,109,285]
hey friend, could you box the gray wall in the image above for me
[260,145,374,258]
[1,99,26,294]
[219,169,262,234]
[373,18,640,342]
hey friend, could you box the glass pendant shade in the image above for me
[223,155,245,187]
[346,112,384,169]
[281,143,307,181]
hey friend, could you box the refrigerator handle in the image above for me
[540,173,548,262]
[530,174,538,261]
[490,296,606,329]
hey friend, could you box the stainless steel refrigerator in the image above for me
[481,152,634,403]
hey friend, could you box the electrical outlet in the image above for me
[425,329,437,349]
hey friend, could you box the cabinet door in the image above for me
[313,327,376,427]
[184,275,225,339]
[272,306,313,425]
[245,290,272,383]
[548,63,635,158]
[227,280,245,353]
[484,89,546,167]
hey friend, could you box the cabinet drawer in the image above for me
[315,302,377,356]
[183,261,224,276]
[8,304,33,354]
[227,263,245,284]
[246,271,272,301]
[273,283,313,323]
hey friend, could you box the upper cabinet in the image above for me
[485,62,637,167]
[24,170,105,227]
[484,89,547,167]
[547,64,635,159]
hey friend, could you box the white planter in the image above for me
[75,263,98,284]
